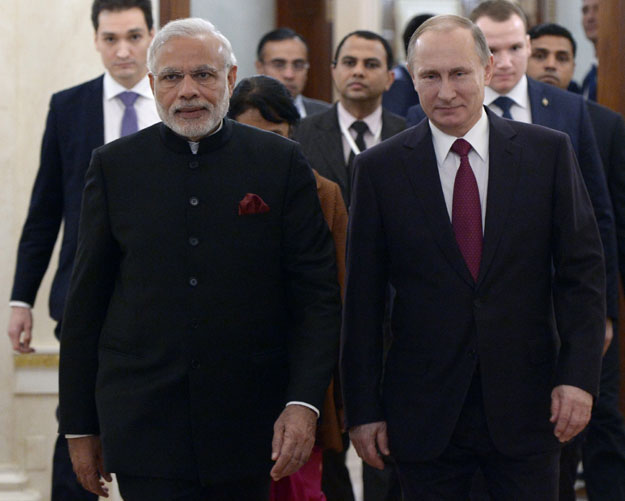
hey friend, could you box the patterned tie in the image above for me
[451,138,482,281]
[346,120,369,205]
[493,96,514,119]
[118,91,140,137]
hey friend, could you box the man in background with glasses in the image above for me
[256,28,330,118]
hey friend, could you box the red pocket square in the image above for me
[238,193,270,215]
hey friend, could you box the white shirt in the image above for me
[103,72,160,144]
[294,94,307,118]
[484,74,532,124]
[337,101,383,164]
[429,108,490,229]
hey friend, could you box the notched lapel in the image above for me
[478,114,521,286]
[401,123,475,287]
[315,109,349,191]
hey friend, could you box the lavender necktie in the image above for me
[118,91,139,137]
[451,138,482,281]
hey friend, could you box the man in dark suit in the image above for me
[58,17,341,501]
[527,22,625,500]
[295,30,405,208]
[7,1,157,499]
[408,1,617,350]
[256,28,330,118]
[342,14,606,500]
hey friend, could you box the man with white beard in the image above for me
[57,17,341,501]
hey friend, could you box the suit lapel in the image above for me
[527,77,554,129]
[477,111,521,286]
[314,106,349,190]
[401,121,475,287]
[381,109,406,140]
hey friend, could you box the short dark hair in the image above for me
[228,75,300,129]
[91,0,153,31]
[402,14,435,56]
[333,31,394,70]
[256,28,308,61]
[469,0,528,31]
[528,22,577,57]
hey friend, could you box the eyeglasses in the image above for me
[262,59,310,72]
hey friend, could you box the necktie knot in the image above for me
[351,120,369,136]
[451,138,472,158]
[493,96,514,119]
[118,91,139,108]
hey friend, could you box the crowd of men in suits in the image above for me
[6,0,625,499]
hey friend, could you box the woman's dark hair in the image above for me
[228,75,300,128]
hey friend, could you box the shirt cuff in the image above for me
[65,434,94,438]
[286,401,320,417]
[9,301,32,309]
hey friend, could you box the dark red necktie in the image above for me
[451,138,482,281]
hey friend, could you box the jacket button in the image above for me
[469,349,477,359]
[189,160,199,169]
[189,237,199,246]
[189,277,198,287]
[190,319,199,329]
[189,197,199,206]
[473,298,483,308]
[191,360,200,369]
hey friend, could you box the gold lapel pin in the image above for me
[542,97,549,107]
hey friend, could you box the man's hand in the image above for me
[603,318,613,355]
[7,306,35,353]
[270,405,317,481]
[349,421,390,470]
[550,385,593,443]
[67,436,112,497]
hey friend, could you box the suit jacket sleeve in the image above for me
[576,103,618,319]
[10,95,65,305]
[552,134,606,394]
[282,147,342,410]
[58,151,120,434]
[340,156,389,427]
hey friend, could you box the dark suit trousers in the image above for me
[396,370,560,501]
[116,474,270,501]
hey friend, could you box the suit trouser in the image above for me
[116,473,270,501]
[397,369,560,501]
[321,432,355,501]
[559,330,625,500]
[52,321,97,501]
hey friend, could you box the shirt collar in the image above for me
[484,74,529,110]
[429,107,489,165]
[337,101,383,137]
[103,71,154,101]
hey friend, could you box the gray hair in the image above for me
[406,15,491,71]
[147,17,237,73]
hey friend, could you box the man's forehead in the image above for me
[338,36,386,60]
[531,35,574,55]
[156,36,225,69]
[96,8,148,33]
[263,38,307,57]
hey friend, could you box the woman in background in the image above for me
[229,75,348,501]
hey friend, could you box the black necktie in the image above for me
[493,96,514,119]
[346,120,369,206]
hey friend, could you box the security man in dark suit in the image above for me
[7,1,157,499]
[58,17,340,501]
[527,22,625,501]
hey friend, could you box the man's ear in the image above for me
[227,66,238,96]
[148,73,155,95]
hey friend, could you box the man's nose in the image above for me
[438,77,456,101]
[282,65,296,79]
[116,41,131,59]
[495,51,512,68]
[178,74,199,98]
